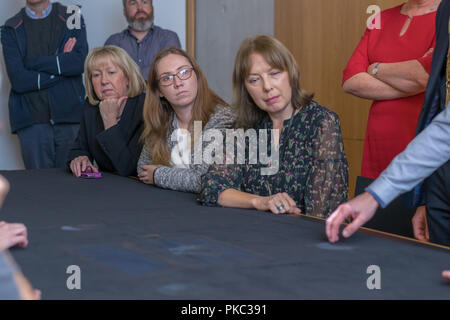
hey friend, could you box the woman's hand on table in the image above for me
[138,165,163,185]
[70,156,98,178]
[252,192,301,215]
[0,221,28,251]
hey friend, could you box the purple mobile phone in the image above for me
[80,171,102,179]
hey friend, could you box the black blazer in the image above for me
[416,0,450,134]
[67,93,145,176]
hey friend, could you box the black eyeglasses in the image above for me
[158,67,194,86]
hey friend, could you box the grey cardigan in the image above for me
[137,105,235,193]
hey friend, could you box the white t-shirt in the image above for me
[171,129,191,169]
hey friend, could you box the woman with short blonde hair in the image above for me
[68,45,146,177]
[84,46,146,105]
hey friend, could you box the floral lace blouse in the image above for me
[199,101,349,218]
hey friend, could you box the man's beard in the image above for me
[126,11,154,32]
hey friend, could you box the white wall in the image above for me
[0,2,24,170]
[0,0,185,170]
[196,0,273,104]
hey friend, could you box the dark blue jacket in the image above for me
[415,0,450,134]
[1,2,88,133]
[411,0,450,206]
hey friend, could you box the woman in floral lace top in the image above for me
[199,35,348,218]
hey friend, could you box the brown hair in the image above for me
[141,47,228,166]
[232,35,313,129]
[84,46,146,105]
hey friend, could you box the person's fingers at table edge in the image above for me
[327,206,347,242]
[342,216,364,238]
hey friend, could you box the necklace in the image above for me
[403,0,440,18]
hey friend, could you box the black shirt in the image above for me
[67,93,145,176]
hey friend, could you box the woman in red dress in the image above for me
[343,0,439,179]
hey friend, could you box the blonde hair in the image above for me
[141,47,228,166]
[232,35,313,129]
[84,45,146,105]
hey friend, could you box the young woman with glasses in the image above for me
[137,47,235,193]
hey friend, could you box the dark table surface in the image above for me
[1,169,449,299]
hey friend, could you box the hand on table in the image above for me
[0,221,28,251]
[443,270,450,280]
[252,192,301,215]
[138,165,162,185]
[70,156,99,178]
[326,191,379,243]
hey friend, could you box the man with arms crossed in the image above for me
[1,0,88,169]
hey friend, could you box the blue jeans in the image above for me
[17,123,80,169]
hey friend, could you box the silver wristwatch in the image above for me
[372,62,381,76]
